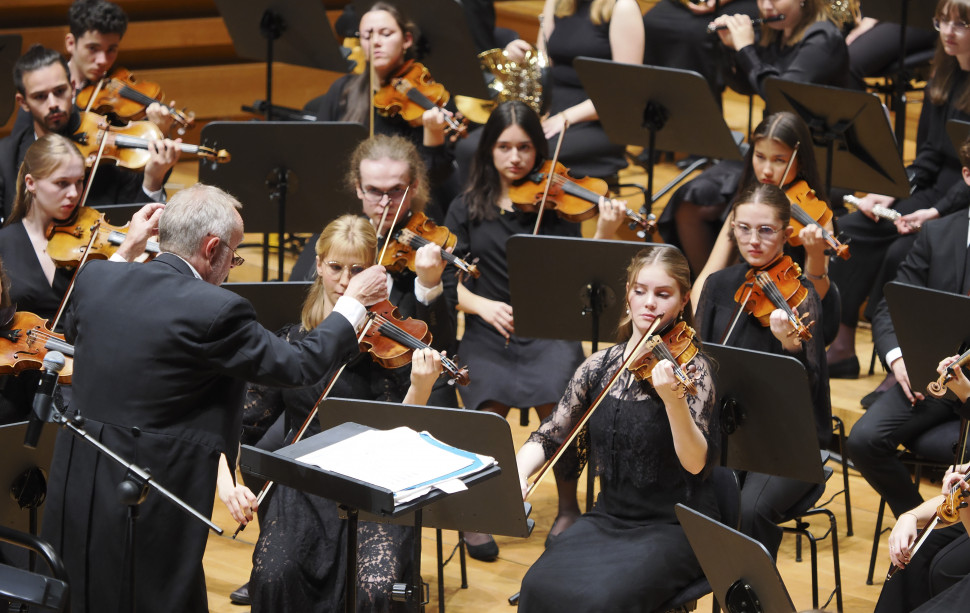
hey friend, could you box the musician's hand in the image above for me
[479,298,515,339]
[652,359,684,406]
[344,265,389,307]
[896,208,938,235]
[891,357,924,405]
[218,477,258,525]
[409,347,443,394]
[145,101,175,136]
[593,196,626,240]
[520,477,530,500]
[414,242,448,290]
[713,13,755,50]
[768,308,802,353]
[115,202,165,262]
[541,112,567,140]
[845,16,878,46]
[422,107,448,147]
[798,224,827,261]
[855,193,894,222]
[143,137,181,193]
[938,355,970,402]
[504,39,533,64]
[887,513,918,569]
[942,469,970,495]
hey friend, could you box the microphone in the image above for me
[23,351,66,449]
[707,14,786,33]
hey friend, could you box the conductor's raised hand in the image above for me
[115,202,164,262]
[344,265,389,306]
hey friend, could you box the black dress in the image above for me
[444,195,585,411]
[249,324,414,613]
[657,20,859,246]
[695,262,831,556]
[518,344,719,612]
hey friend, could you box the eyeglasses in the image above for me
[228,246,245,268]
[361,186,408,204]
[324,261,367,278]
[933,18,970,33]
[733,222,784,240]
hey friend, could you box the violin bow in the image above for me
[532,119,569,235]
[368,29,376,140]
[82,78,107,114]
[779,141,799,188]
[375,185,410,265]
[720,281,756,346]
[49,208,105,332]
[524,314,662,500]
[232,317,377,538]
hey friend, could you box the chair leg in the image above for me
[458,531,468,589]
[832,416,853,536]
[867,498,887,585]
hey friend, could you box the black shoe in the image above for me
[230,582,250,606]
[828,356,860,379]
[861,389,884,409]
[463,535,499,562]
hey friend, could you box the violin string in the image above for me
[650,335,691,389]
[397,229,467,271]
[790,203,839,244]
[371,315,462,376]
[756,273,801,330]
[549,174,602,203]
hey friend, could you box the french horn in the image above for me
[455,45,549,125]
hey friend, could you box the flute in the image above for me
[707,14,786,33]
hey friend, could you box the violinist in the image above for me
[443,100,625,561]
[40,185,388,613]
[0,45,181,220]
[514,245,718,611]
[695,183,832,558]
[218,214,443,611]
[302,2,455,221]
[289,134,458,409]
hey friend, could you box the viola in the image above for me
[72,111,230,171]
[733,255,814,341]
[373,60,468,139]
[508,160,657,231]
[380,212,480,280]
[927,349,970,397]
[76,67,195,134]
[785,181,850,260]
[361,300,469,385]
[0,311,74,383]
[46,206,159,268]
[627,320,699,397]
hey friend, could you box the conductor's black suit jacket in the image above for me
[40,253,360,613]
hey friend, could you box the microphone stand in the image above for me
[48,405,222,613]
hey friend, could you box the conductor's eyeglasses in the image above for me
[933,18,970,33]
[733,223,784,240]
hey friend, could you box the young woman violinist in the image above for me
[220,214,443,612]
[695,182,831,558]
[515,245,718,612]
[444,100,625,560]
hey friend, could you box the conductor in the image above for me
[39,184,389,613]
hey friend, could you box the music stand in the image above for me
[885,282,970,397]
[675,504,797,613]
[763,78,911,199]
[351,0,491,100]
[214,0,351,121]
[573,59,743,201]
[946,119,970,160]
[223,281,311,332]
[199,121,367,280]
[0,35,22,125]
[861,1,937,145]
[240,399,529,613]
[0,424,56,538]
[704,344,825,484]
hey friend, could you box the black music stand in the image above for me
[946,119,970,160]
[675,504,797,613]
[350,0,491,100]
[573,59,743,202]
[763,78,911,199]
[223,281,311,332]
[885,282,970,397]
[0,34,22,125]
[214,0,352,121]
[199,121,367,280]
[240,399,530,613]
[0,423,56,574]
[703,344,825,484]
[862,1,937,146]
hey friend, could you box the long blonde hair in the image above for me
[301,214,378,330]
[6,134,84,226]
[616,246,695,342]
[554,0,615,25]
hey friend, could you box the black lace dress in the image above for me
[248,324,415,613]
[517,344,719,612]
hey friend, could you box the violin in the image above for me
[72,111,230,170]
[785,181,850,260]
[0,311,74,383]
[361,300,469,385]
[627,320,699,397]
[76,67,195,134]
[927,349,970,397]
[373,60,468,139]
[46,206,159,268]
[732,255,814,341]
[380,212,480,280]
[508,160,657,231]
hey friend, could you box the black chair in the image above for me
[653,466,741,613]
[866,48,935,149]
[823,416,854,537]
[0,525,70,612]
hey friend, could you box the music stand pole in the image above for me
[260,9,284,122]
